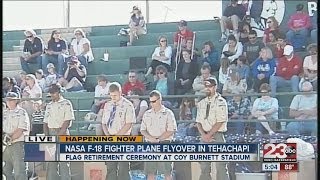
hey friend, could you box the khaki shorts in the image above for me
[144,161,172,175]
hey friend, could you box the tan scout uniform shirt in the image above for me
[196,94,228,132]
[141,105,177,141]
[43,97,75,128]
[102,97,136,135]
[3,106,30,143]
[192,75,218,96]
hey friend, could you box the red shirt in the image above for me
[122,80,145,95]
[276,54,302,80]
[174,29,194,44]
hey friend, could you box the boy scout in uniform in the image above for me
[3,92,30,180]
[196,78,229,180]
[140,90,177,180]
[43,84,74,180]
[101,82,136,180]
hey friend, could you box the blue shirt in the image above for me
[48,39,67,53]
[156,79,168,95]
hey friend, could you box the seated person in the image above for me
[286,4,311,50]
[2,77,21,98]
[299,44,317,90]
[42,29,68,75]
[252,47,276,92]
[91,74,110,114]
[35,69,46,91]
[201,41,220,72]
[175,50,199,95]
[251,83,278,135]
[130,88,149,135]
[238,20,251,44]
[179,97,197,120]
[59,56,87,92]
[17,71,27,90]
[43,63,62,93]
[263,16,280,45]
[218,58,232,93]
[227,93,251,134]
[270,45,302,96]
[123,71,145,96]
[128,6,147,46]
[183,38,201,61]
[222,70,247,95]
[243,30,265,66]
[69,28,94,67]
[192,64,218,96]
[221,34,243,64]
[219,0,246,41]
[21,74,42,115]
[266,30,280,55]
[145,36,172,77]
[173,20,194,49]
[273,32,289,59]
[236,55,250,81]
[287,81,317,135]
[20,29,43,74]
[153,65,174,96]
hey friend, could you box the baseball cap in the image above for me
[204,77,217,86]
[283,45,294,56]
[5,92,20,100]
[178,20,187,27]
[47,63,55,69]
[48,84,62,94]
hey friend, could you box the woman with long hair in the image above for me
[221,34,243,64]
[179,97,196,120]
[128,6,147,46]
[42,29,68,75]
[263,16,280,45]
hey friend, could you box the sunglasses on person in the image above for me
[26,35,33,38]
[267,21,272,24]
[149,98,160,103]
[157,71,165,75]
[160,40,167,42]
[129,76,136,78]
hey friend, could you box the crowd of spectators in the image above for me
[3,2,317,137]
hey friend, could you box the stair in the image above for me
[3,51,22,58]
[3,63,21,71]
[3,70,21,77]
[40,27,91,34]
[3,57,20,64]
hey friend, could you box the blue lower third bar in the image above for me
[24,143,57,162]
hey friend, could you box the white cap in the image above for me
[283,45,294,56]
[47,63,55,69]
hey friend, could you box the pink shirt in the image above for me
[287,12,311,29]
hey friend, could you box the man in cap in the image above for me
[269,45,302,96]
[3,92,30,180]
[43,83,74,180]
[101,82,136,180]
[196,77,229,180]
[20,29,44,74]
[173,20,194,48]
[140,90,177,180]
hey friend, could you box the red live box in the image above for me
[280,163,299,171]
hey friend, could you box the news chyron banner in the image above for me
[24,136,260,162]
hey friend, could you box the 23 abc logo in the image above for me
[263,143,297,160]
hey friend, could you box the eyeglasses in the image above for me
[149,98,160,103]
[157,72,164,75]
[26,35,33,38]
[267,21,272,23]
[160,40,167,42]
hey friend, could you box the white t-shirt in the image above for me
[152,46,173,65]
[303,56,317,71]
[94,83,110,98]
[23,84,42,104]
[45,74,59,87]
[221,42,243,62]
[71,38,94,62]
[219,67,230,85]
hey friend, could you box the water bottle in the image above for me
[103,49,109,61]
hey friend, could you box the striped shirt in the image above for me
[32,110,45,122]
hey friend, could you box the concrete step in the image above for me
[3,70,20,77]
[3,63,21,71]
[40,27,92,34]
[3,57,20,64]
[3,51,22,58]
[13,45,23,51]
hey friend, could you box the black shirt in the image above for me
[223,4,246,20]
[23,36,43,54]
[66,65,86,84]
[48,39,67,53]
